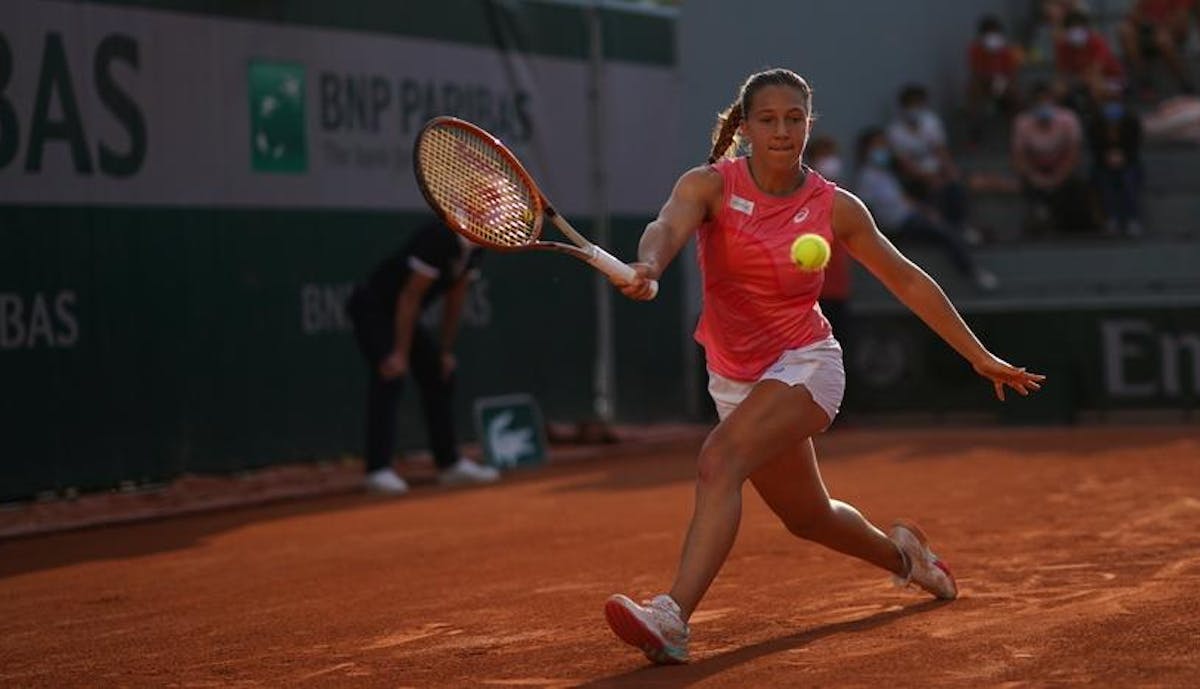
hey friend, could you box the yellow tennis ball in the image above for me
[790,233,830,272]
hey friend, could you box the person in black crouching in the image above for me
[347,221,500,495]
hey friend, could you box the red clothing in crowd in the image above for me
[1134,0,1194,24]
[1055,32,1125,79]
[969,41,1021,81]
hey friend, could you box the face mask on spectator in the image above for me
[983,32,1006,52]
[1034,103,1055,122]
[1066,27,1088,46]
[813,155,843,180]
[903,106,925,125]
[1103,102,1125,121]
[869,148,891,167]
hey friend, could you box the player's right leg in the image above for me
[665,382,833,619]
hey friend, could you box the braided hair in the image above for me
[707,68,813,165]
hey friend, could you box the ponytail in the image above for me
[707,101,744,165]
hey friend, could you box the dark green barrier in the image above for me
[846,305,1200,423]
[0,209,683,502]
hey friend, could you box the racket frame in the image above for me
[413,116,655,295]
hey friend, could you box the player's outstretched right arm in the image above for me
[618,166,722,301]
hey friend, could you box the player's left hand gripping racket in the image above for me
[413,116,658,299]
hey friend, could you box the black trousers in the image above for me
[347,291,459,473]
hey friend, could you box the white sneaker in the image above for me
[364,468,409,496]
[604,594,690,664]
[890,521,957,600]
[438,457,500,486]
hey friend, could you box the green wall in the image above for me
[846,307,1200,424]
[0,0,683,501]
[0,209,685,501]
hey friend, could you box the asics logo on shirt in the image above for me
[792,208,810,223]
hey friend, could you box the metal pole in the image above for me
[587,3,616,424]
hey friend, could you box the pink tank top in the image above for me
[694,157,836,380]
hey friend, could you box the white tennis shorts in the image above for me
[707,337,846,426]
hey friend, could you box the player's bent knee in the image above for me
[695,440,748,490]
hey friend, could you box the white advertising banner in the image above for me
[0,0,679,214]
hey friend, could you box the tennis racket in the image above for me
[412,116,658,298]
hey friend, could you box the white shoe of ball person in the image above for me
[604,593,690,664]
[890,520,958,599]
[364,468,410,496]
[438,457,500,486]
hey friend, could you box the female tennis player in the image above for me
[604,68,1045,664]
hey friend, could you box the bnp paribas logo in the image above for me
[247,60,307,173]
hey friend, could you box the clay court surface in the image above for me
[1,425,1197,688]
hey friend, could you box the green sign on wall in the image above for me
[247,60,308,173]
[474,394,547,470]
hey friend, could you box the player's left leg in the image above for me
[748,435,903,574]
[605,380,827,664]
[749,436,957,599]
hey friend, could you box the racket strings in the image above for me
[417,127,539,247]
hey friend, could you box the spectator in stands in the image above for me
[886,84,980,245]
[1118,0,1197,97]
[1086,84,1146,236]
[855,128,998,291]
[1011,81,1097,235]
[1042,0,1086,26]
[1025,0,1089,64]
[967,15,1025,145]
[346,221,500,496]
[808,134,845,186]
[1055,9,1126,111]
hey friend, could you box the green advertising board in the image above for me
[473,394,548,470]
[846,304,1200,423]
[248,60,308,174]
[0,0,683,501]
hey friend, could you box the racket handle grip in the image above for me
[589,246,659,300]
